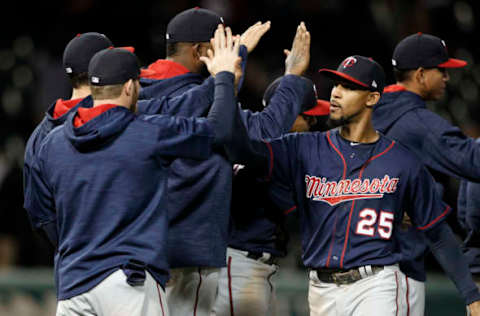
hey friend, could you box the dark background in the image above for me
[1,0,480,274]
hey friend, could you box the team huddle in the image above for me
[22,6,480,316]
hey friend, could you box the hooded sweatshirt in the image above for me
[373,84,480,281]
[24,72,236,299]
[138,48,309,268]
[23,96,93,244]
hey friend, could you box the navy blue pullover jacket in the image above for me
[373,84,480,281]
[24,72,236,299]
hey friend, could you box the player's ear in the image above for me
[365,91,381,108]
[413,67,426,85]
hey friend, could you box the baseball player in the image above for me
[23,32,114,246]
[137,7,308,316]
[24,27,242,316]
[212,75,330,316]
[225,55,480,315]
[372,32,480,315]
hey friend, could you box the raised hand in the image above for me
[200,24,242,77]
[284,22,311,76]
[240,21,271,53]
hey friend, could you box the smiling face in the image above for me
[327,80,374,128]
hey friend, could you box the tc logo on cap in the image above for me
[342,56,357,68]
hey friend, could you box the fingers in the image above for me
[214,24,222,51]
[232,34,241,55]
[284,49,290,56]
[226,27,233,50]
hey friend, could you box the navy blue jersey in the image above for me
[372,85,480,281]
[24,105,216,300]
[262,129,450,269]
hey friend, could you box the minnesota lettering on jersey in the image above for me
[305,175,399,206]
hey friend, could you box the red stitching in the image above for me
[228,256,235,316]
[156,283,165,316]
[193,268,202,316]
[417,205,451,230]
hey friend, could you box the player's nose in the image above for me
[331,84,342,99]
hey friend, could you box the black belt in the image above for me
[246,252,277,265]
[314,265,384,285]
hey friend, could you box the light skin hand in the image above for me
[200,25,242,76]
[469,301,480,316]
[284,21,311,76]
[240,21,271,53]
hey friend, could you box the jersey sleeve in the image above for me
[267,181,297,215]
[238,75,307,141]
[267,134,301,188]
[457,180,468,232]
[406,164,451,232]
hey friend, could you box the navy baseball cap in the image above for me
[319,55,385,93]
[263,76,330,116]
[63,32,113,75]
[88,48,140,86]
[166,7,224,43]
[392,33,467,70]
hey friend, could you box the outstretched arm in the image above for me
[423,221,480,313]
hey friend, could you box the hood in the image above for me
[373,84,426,134]
[64,105,135,151]
[139,59,204,100]
[45,96,93,125]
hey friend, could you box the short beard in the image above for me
[327,116,349,128]
[327,110,362,128]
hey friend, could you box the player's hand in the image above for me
[284,21,310,76]
[468,300,480,316]
[240,21,271,53]
[200,24,242,76]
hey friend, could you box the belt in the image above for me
[246,251,277,265]
[314,265,384,285]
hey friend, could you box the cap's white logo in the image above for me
[220,17,224,24]
[391,59,397,66]
[313,84,318,98]
[166,34,170,40]
[441,40,446,47]
[91,76,100,84]
[372,80,377,88]
[342,56,357,68]
[65,67,73,74]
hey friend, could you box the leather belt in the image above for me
[314,265,384,285]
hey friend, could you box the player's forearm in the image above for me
[424,221,480,305]
[206,71,236,146]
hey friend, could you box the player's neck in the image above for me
[70,86,91,100]
[340,117,379,143]
[396,81,425,99]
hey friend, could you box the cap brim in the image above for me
[303,100,330,116]
[318,69,369,88]
[438,58,467,68]
[118,46,135,53]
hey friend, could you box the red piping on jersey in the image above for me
[325,130,348,267]
[74,104,117,127]
[340,140,396,268]
[326,131,347,179]
[383,84,407,93]
[228,256,235,316]
[284,206,297,215]
[405,275,410,316]
[156,283,166,316]
[263,141,274,181]
[417,205,451,230]
[193,268,202,316]
[53,98,82,119]
[140,59,190,80]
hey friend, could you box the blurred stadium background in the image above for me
[1,0,479,315]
